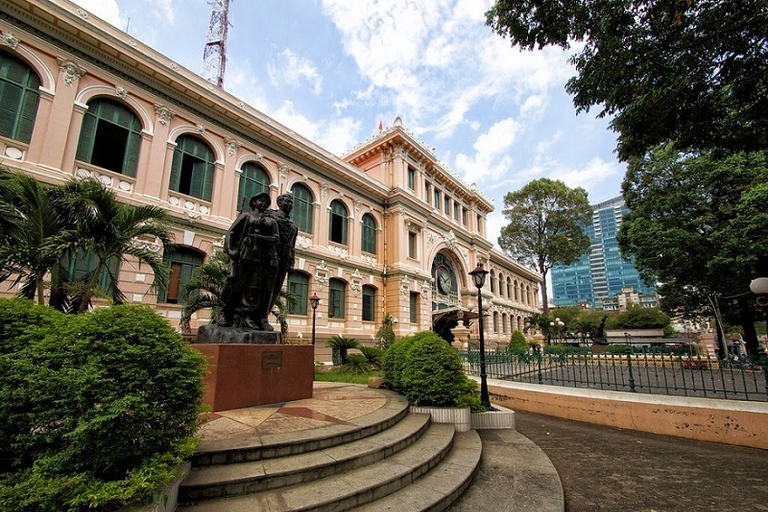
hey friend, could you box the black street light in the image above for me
[310,293,320,346]
[469,262,491,410]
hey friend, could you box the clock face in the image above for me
[438,269,452,293]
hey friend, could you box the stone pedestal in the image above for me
[192,342,314,412]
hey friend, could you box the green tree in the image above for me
[54,178,173,313]
[618,145,768,356]
[326,335,360,365]
[499,178,592,315]
[486,0,768,161]
[0,171,67,304]
[375,313,396,350]
[606,306,671,331]
[181,250,230,332]
[0,173,173,313]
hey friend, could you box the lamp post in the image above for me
[469,262,491,410]
[310,293,320,346]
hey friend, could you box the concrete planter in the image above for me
[410,405,471,432]
[471,404,516,430]
[119,462,190,512]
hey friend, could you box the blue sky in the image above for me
[71,0,625,246]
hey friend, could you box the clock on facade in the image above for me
[437,269,452,294]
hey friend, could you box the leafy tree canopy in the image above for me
[486,0,768,160]
[499,178,592,315]
[618,145,768,354]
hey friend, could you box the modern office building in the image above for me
[551,195,657,310]
[0,0,541,349]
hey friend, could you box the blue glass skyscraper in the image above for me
[551,196,656,309]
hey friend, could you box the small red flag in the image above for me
[378,119,383,131]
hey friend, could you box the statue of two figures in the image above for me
[216,192,298,331]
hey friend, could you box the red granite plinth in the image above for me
[192,344,314,412]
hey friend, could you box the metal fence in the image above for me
[459,350,768,402]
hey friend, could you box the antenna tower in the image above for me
[201,0,231,87]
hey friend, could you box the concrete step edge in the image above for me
[179,413,432,502]
[352,430,482,512]
[176,423,457,512]
[193,390,409,466]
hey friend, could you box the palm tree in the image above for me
[0,171,69,304]
[327,335,360,365]
[0,172,173,313]
[53,178,173,313]
[180,250,229,332]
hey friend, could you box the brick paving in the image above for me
[514,411,768,512]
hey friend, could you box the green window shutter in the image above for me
[123,130,141,177]
[0,82,22,138]
[291,184,313,234]
[288,273,309,315]
[201,162,214,201]
[76,110,98,162]
[169,146,183,192]
[362,286,375,321]
[17,87,39,143]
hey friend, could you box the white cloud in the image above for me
[455,117,521,183]
[268,49,323,96]
[269,101,362,157]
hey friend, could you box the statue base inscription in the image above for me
[192,340,314,412]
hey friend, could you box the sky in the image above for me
[70,0,625,248]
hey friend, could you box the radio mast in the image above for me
[201,0,231,87]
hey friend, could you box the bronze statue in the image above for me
[267,193,298,317]
[217,193,280,330]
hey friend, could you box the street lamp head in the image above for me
[310,293,320,310]
[469,262,488,289]
[750,277,768,296]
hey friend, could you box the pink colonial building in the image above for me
[0,0,541,352]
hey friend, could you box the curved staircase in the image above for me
[176,386,482,512]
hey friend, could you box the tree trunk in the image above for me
[540,268,549,316]
[737,296,760,358]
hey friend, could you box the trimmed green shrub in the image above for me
[398,331,482,411]
[381,334,418,392]
[0,297,65,354]
[508,330,528,353]
[0,301,207,511]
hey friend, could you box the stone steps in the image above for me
[177,409,481,512]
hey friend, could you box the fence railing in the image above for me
[459,350,768,402]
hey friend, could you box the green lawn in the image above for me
[314,369,382,385]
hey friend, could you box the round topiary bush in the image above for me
[381,334,417,392]
[395,331,481,410]
[0,301,207,511]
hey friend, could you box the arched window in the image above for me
[287,271,309,315]
[498,273,505,297]
[159,247,204,304]
[290,183,313,233]
[169,135,215,201]
[362,285,376,322]
[0,51,41,144]
[514,281,519,301]
[506,277,512,298]
[493,311,499,333]
[502,313,508,334]
[329,200,348,245]
[490,270,496,294]
[361,213,377,254]
[525,285,531,305]
[328,278,346,319]
[76,98,142,176]
[237,161,270,211]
